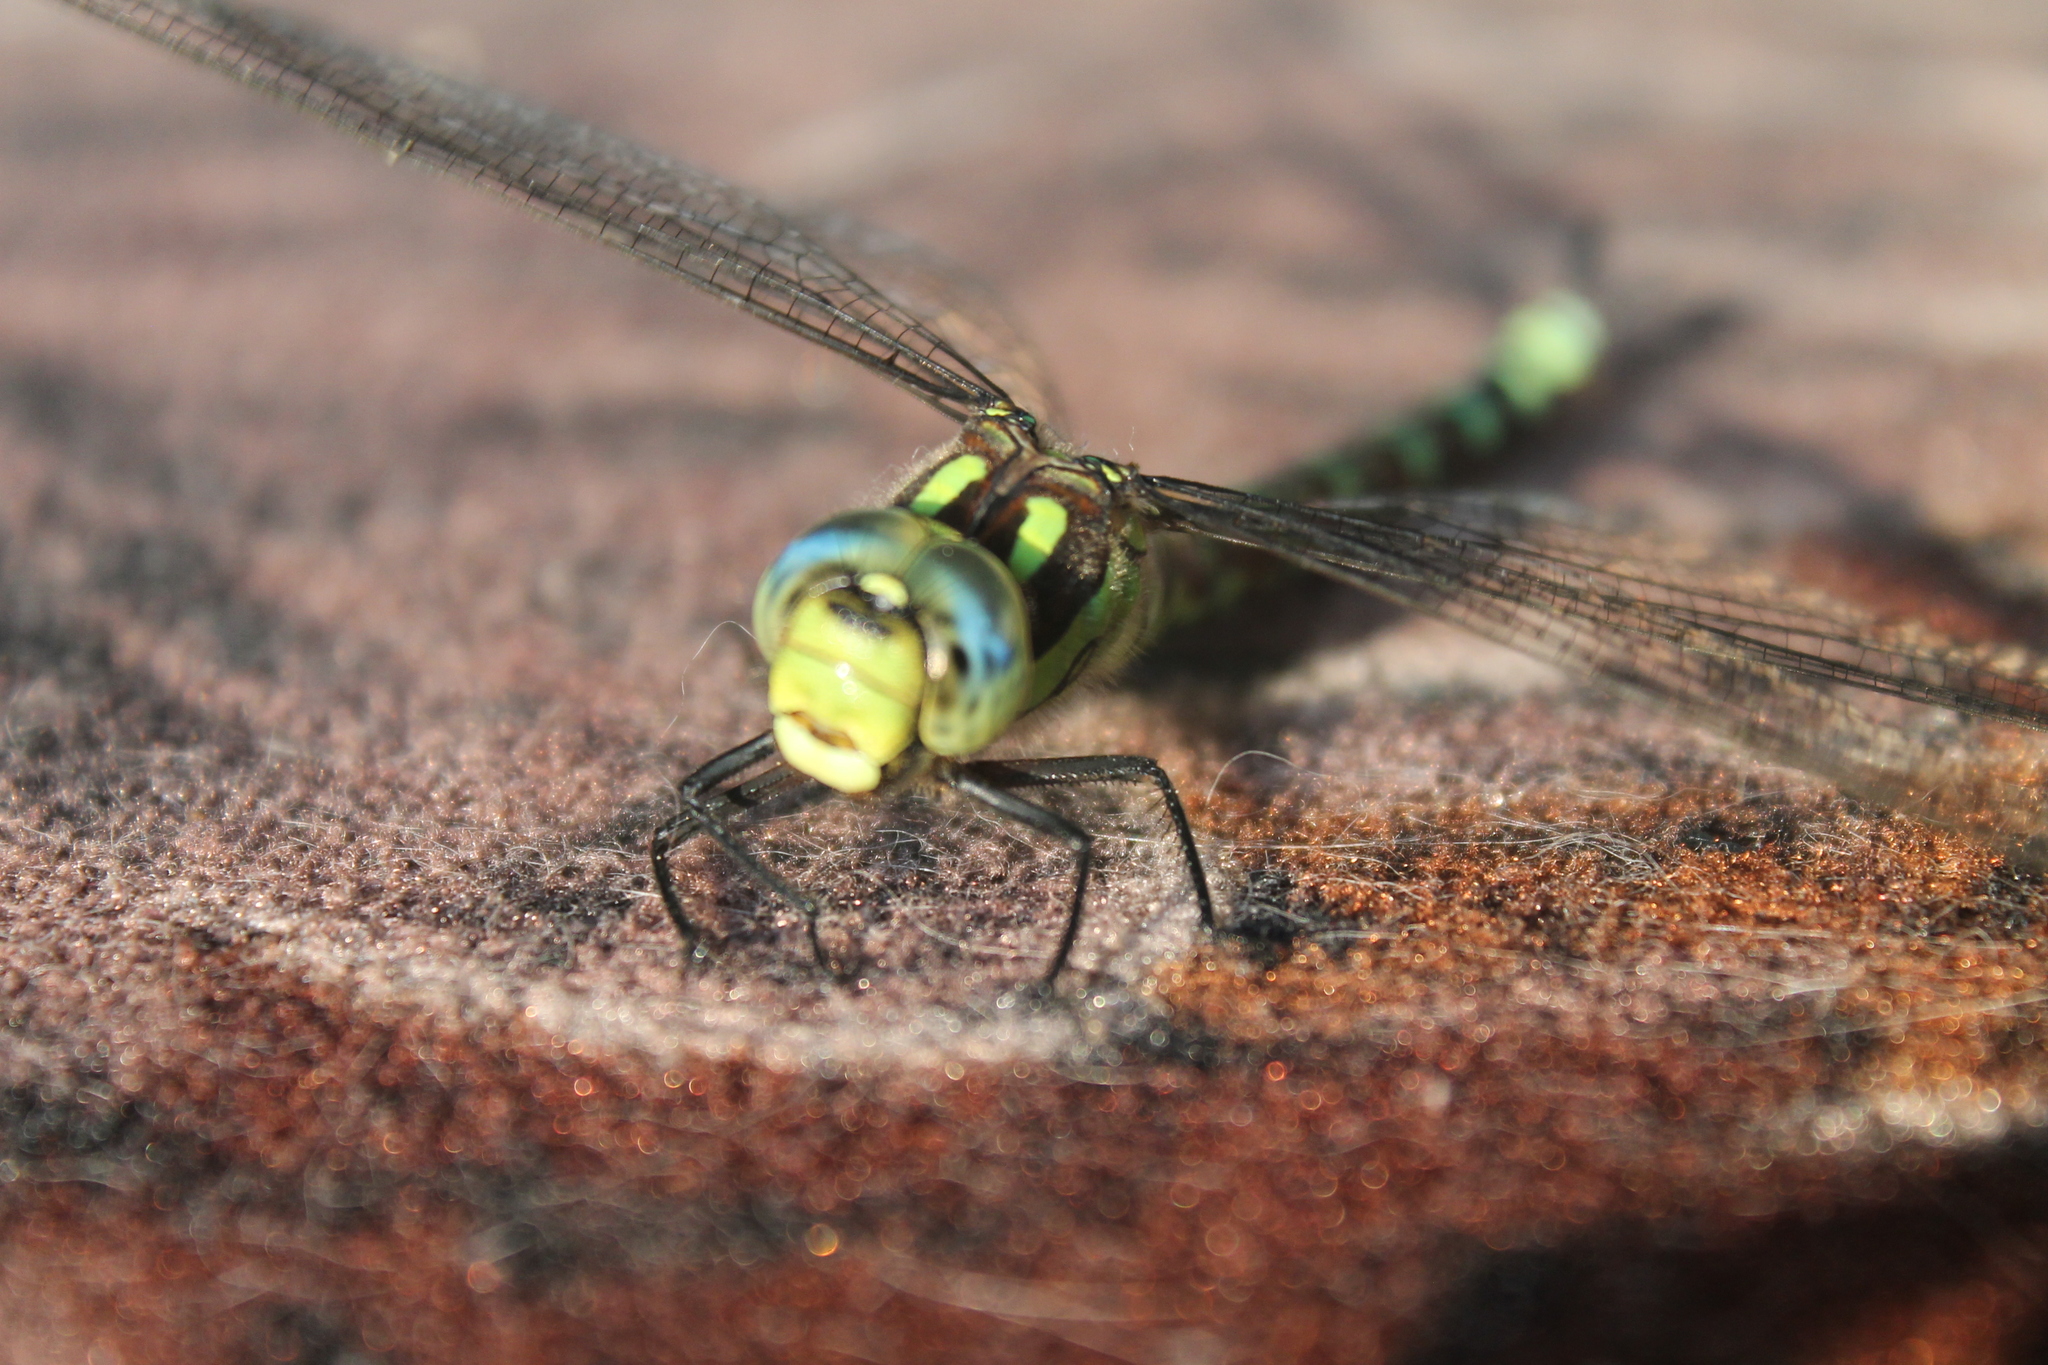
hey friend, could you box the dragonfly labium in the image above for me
[61,0,2048,984]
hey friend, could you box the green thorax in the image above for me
[895,413,1155,710]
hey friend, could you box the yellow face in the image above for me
[765,588,926,794]
[752,508,1033,795]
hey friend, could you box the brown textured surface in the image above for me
[5,0,2048,1361]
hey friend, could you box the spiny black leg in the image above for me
[650,732,783,952]
[652,731,842,974]
[649,810,708,955]
[944,767,1095,985]
[680,731,779,795]
[650,778,817,955]
[971,755,1215,932]
[686,788,838,973]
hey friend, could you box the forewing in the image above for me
[1140,475,2048,857]
[61,0,1020,421]
[792,212,1065,428]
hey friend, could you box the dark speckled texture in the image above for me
[5,0,2048,1360]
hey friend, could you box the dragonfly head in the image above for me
[753,508,1032,793]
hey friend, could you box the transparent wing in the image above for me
[62,0,1021,422]
[1139,476,2048,857]
[792,211,1065,427]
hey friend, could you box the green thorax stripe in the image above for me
[893,415,1147,710]
[895,414,1035,528]
[1005,496,1069,581]
[905,452,991,519]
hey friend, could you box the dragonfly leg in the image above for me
[943,767,1096,985]
[650,731,842,975]
[968,755,1215,933]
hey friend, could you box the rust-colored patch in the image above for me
[7,0,2048,1361]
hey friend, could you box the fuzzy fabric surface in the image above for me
[4,1,2048,1361]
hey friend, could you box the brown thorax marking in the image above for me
[894,414,1149,699]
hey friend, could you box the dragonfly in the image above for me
[57,0,2048,985]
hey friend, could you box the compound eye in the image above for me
[904,541,1031,757]
[750,506,1031,771]
[751,508,945,658]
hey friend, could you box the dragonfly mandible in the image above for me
[55,0,2048,984]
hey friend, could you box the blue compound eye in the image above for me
[752,508,941,659]
[899,539,1030,756]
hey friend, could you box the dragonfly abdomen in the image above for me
[1150,290,1608,634]
[1254,289,1605,504]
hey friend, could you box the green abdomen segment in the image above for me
[1252,290,1605,503]
[1153,289,1606,632]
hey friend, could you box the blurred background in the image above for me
[4,1,2048,1361]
